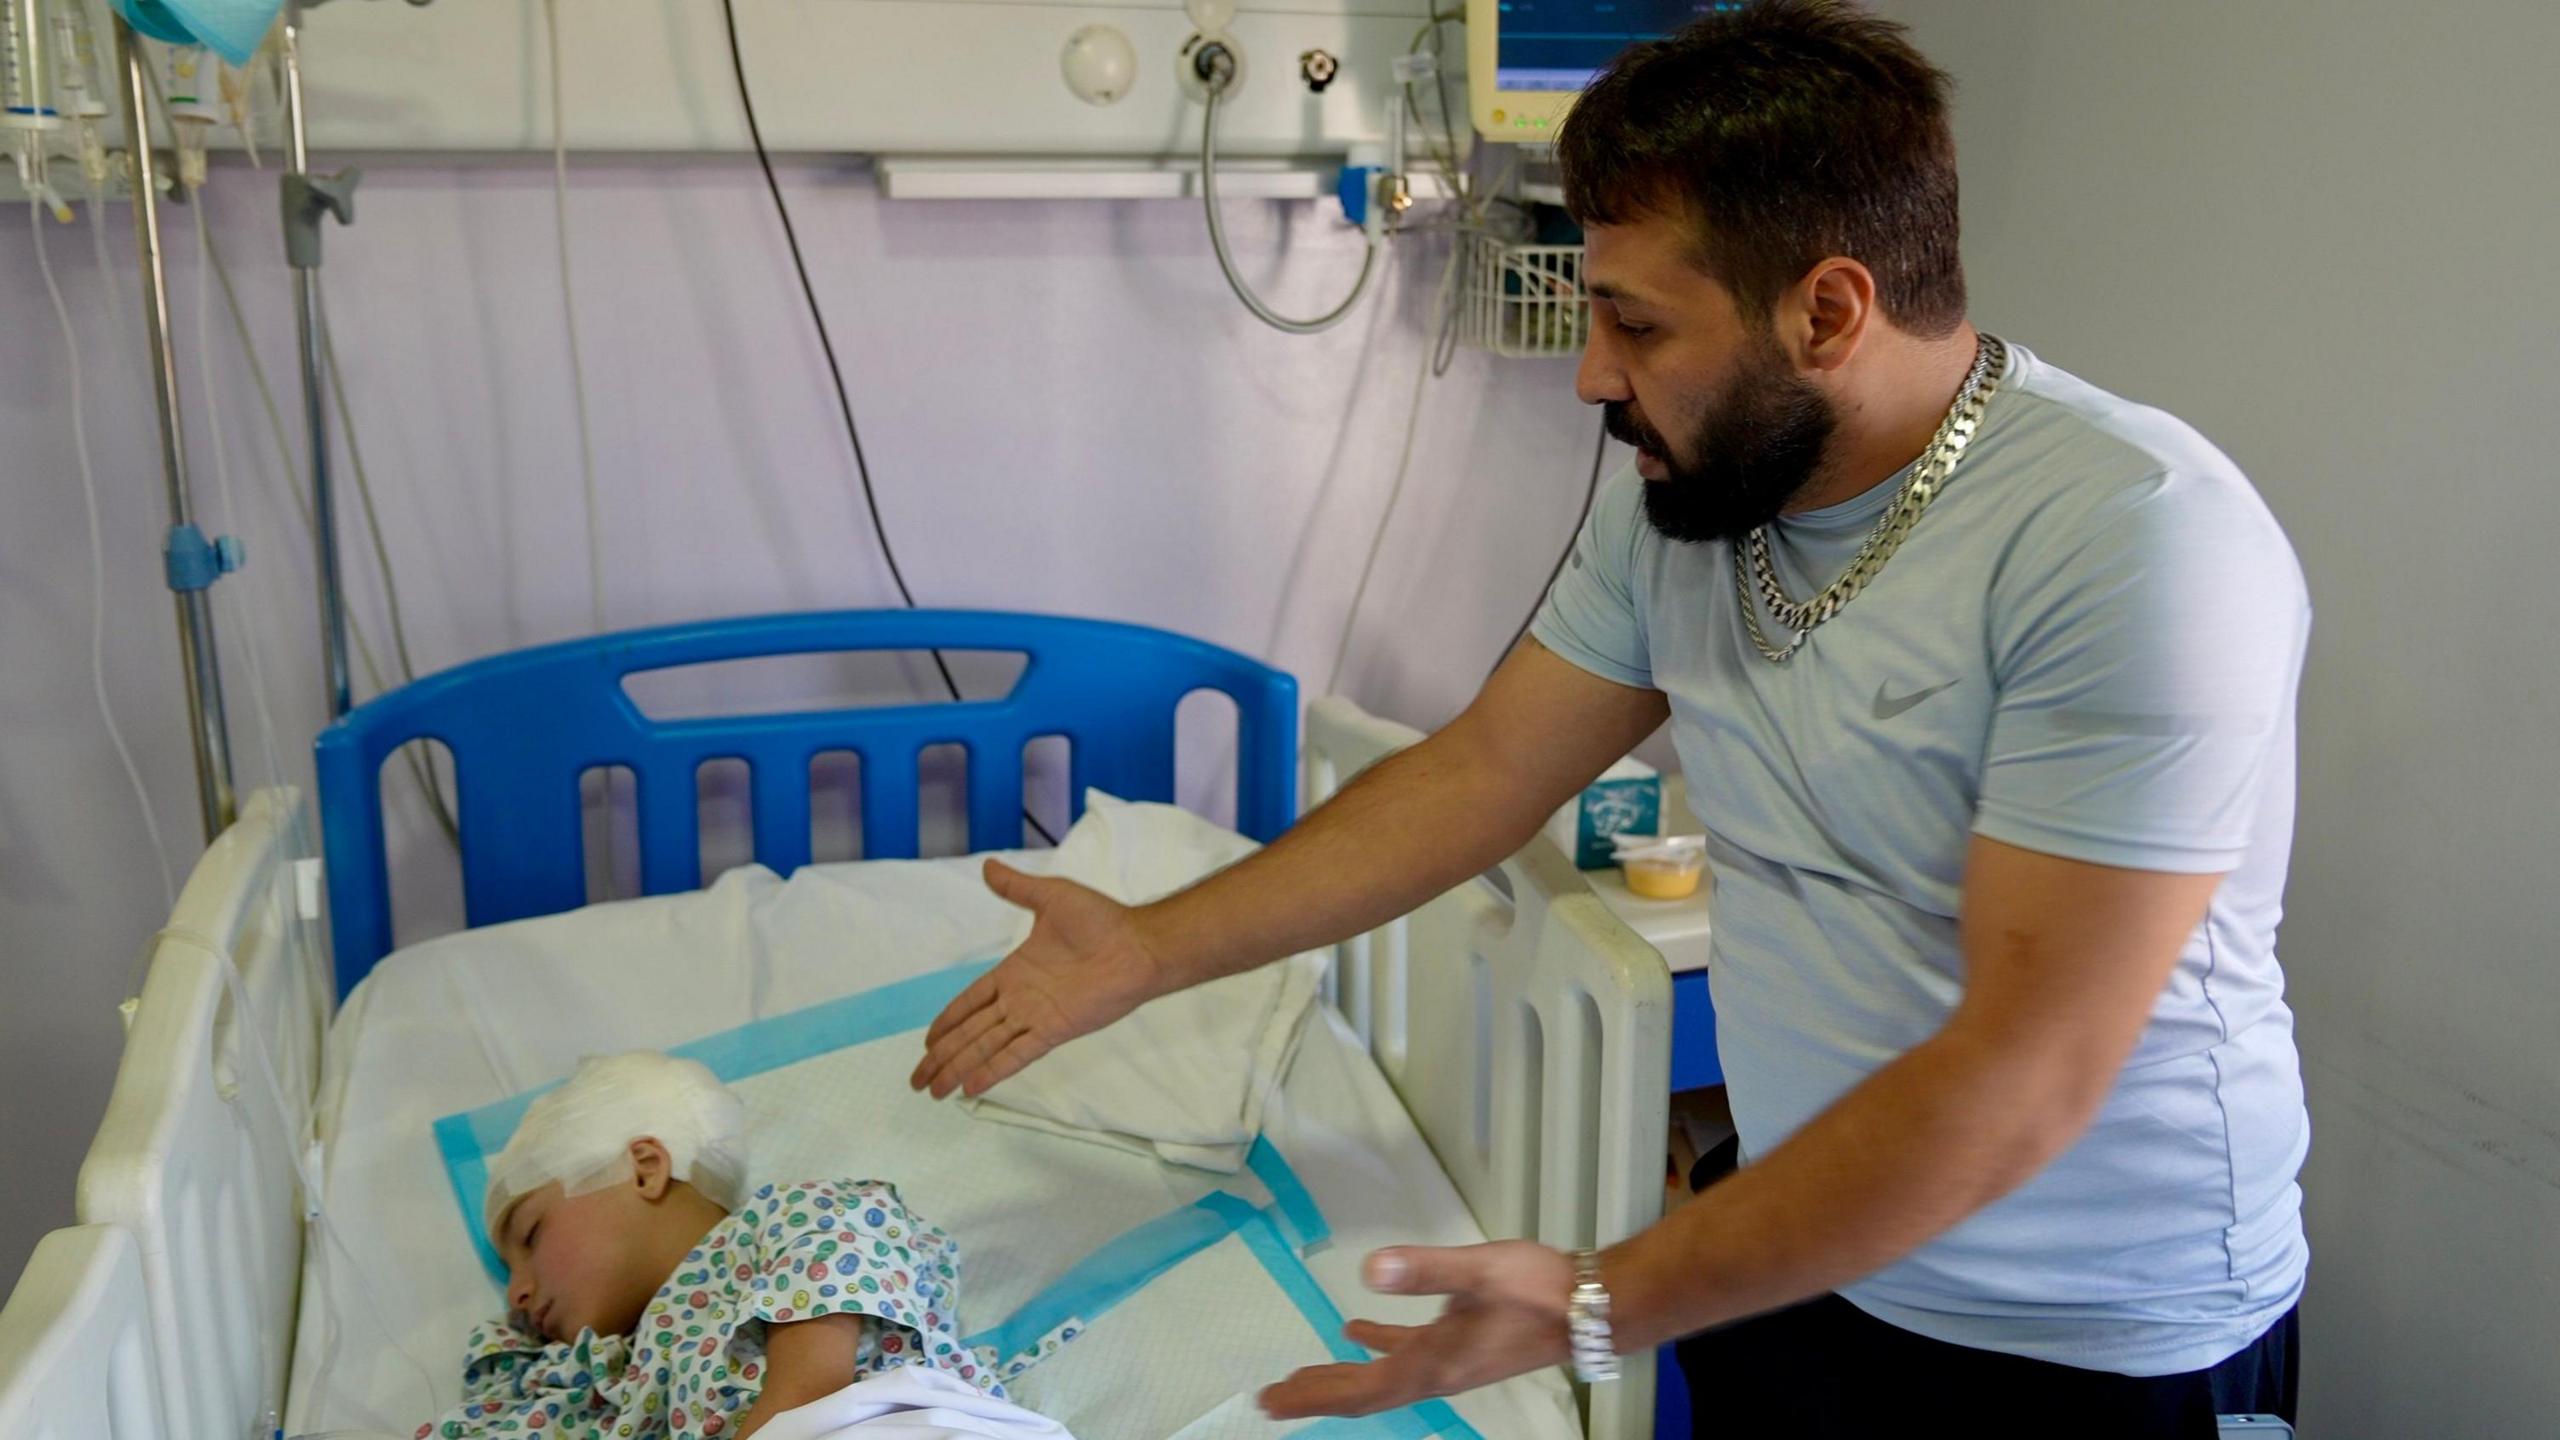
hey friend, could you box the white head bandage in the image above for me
[482,1051,748,1248]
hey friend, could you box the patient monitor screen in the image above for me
[1495,0,1733,92]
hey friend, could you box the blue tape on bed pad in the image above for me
[1220,1196,1476,1440]
[960,1197,1241,1364]
[974,1192,1478,1439]
[1249,1134,1331,1250]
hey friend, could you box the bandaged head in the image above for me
[483,1051,748,1248]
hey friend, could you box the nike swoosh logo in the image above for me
[1874,680,1960,720]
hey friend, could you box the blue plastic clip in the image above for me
[164,524,244,593]
[1337,164,1380,228]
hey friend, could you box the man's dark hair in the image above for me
[1558,0,1966,336]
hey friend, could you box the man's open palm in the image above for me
[1260,1242,1575,1419]
[909,858,1166,1099]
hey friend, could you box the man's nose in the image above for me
[507,1267,534,1315]
[1576,338,1630,407]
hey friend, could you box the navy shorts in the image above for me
[1675,1293,2296,1437]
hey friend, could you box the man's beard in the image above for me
[1606,341,1838,545]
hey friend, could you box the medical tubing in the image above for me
[34,200,179,910]
[1200,81,1381,336]
[202,221,404,705]
[316,303,461,824]
[193,196,288,794]
[310,286,423,689]
[312,282,463,844]
[1403,8,1469,222]
[542,0,606,635]
[194,211,458,844]
[86,174,133,370]
[1324,243,1460,695]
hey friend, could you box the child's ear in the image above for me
[629,1137,675,1200]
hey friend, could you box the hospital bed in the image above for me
[0,611,1671,1440]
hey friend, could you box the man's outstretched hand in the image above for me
[909,858,1170,1099]
[1259,1242,1577,1420]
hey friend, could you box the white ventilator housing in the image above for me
[481,1051,751,1249]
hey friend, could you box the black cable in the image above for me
[1491,417,1612,683]
[721,1,1059,847]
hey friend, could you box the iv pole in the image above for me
[276,0,356,719]
[111,14,236,839]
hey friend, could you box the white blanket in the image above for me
[754,1366,1074,1440]
[967,794,1324,1173]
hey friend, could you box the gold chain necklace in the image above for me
[1734,334,2007,664]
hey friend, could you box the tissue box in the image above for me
[1545,757,1661,870]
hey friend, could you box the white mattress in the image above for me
[285,835,1580,1440]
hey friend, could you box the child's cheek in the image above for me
[541,1241,589,1304]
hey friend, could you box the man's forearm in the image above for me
[1137,728,1553,989]
[1600,1024,2100,1351]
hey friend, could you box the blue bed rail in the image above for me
[315,610,1298,997]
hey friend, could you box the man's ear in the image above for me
[629,1137,675,1200]
[1788,256,1877,374]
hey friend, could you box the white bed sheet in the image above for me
[286,840,1579,1440]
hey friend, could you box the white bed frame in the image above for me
[0,699,1673,1440]
[1305,698,1672,1438]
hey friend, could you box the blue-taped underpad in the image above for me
[433,960,1479,1440]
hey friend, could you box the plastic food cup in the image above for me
[1612,834,1707,900]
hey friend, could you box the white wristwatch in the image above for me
[1565,1249,1620,1383]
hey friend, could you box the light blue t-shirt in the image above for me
[1533,342,2310,1376]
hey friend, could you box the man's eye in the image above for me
[1615,318,1653,337]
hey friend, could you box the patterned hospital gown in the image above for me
[419,1179,994,1439]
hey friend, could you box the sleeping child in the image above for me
[418,1051,994,1439]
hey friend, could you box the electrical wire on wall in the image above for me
[542,0,608,635]
[31,201,179,911]
[718,0,1059,846]
[1489,417,1612,683]
[1323,246,1460,697]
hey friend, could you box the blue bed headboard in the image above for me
[314,609,1298,997]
